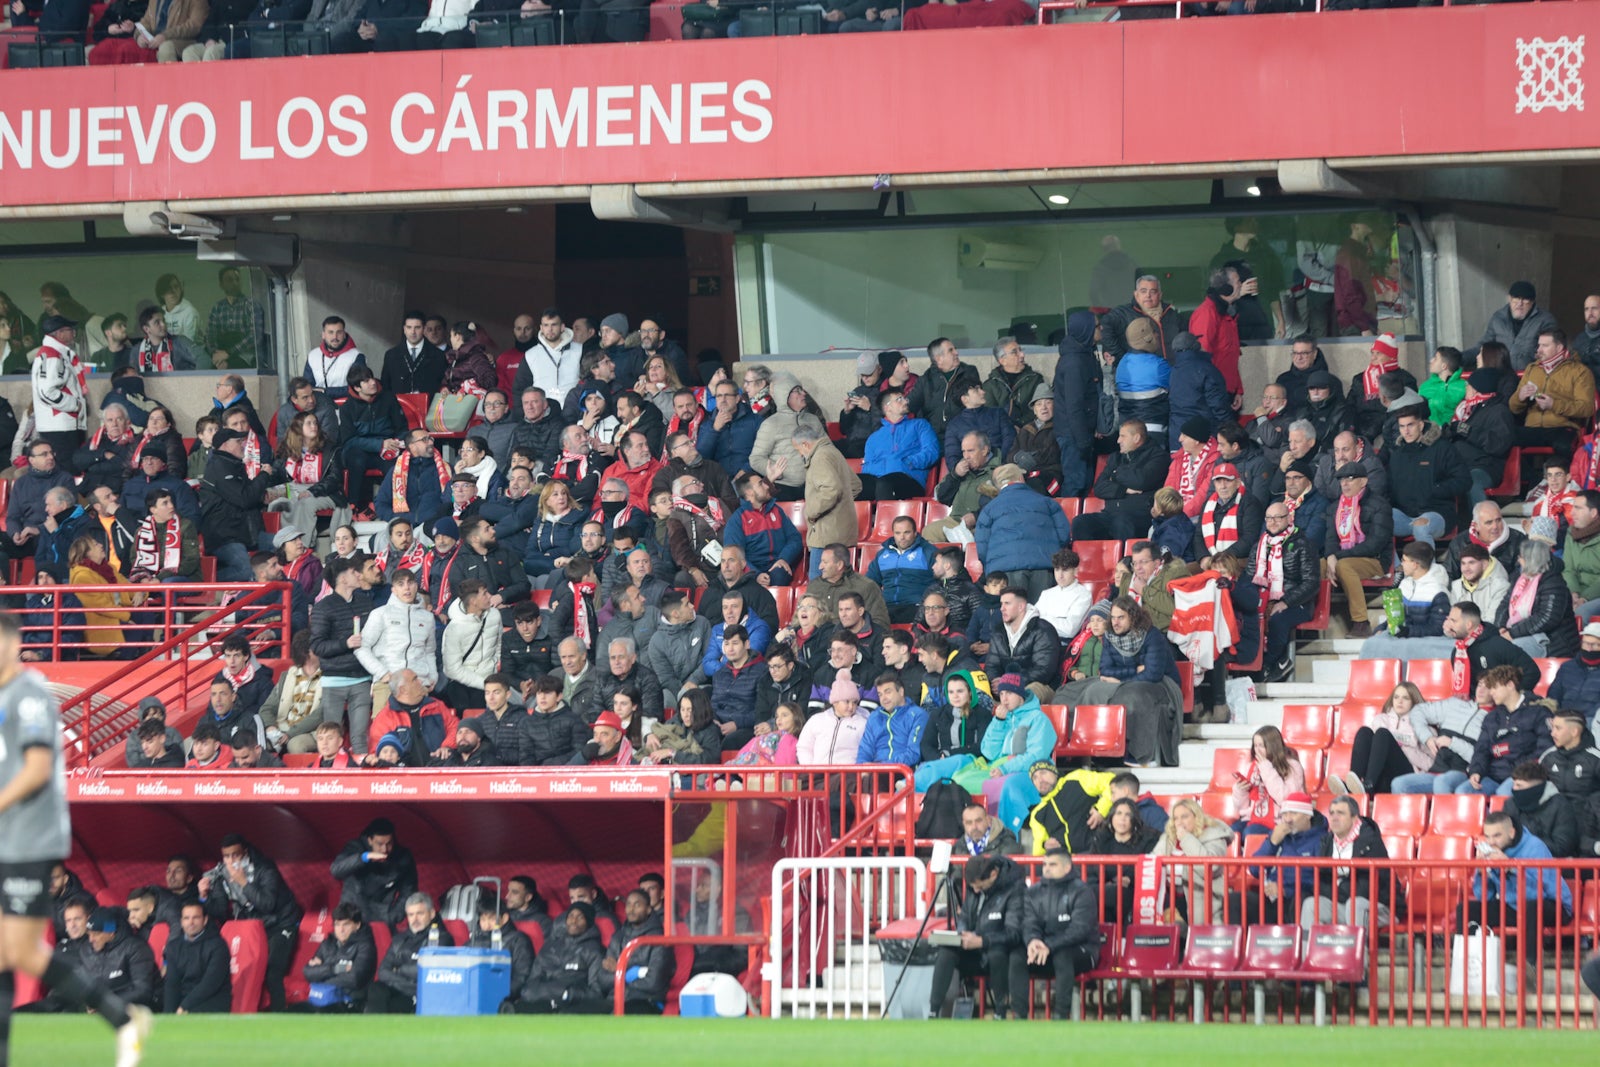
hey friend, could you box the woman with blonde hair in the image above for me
[68,533,139,656]
[636,353,684,422]
[524,480,584,583]
[1230,724,1305,839]
[1148,486,1195,563]
[1150,797,1235,922]
[775,594,836,679]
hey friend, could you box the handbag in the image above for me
[427,391,479,433]
[1449,924,1515,997]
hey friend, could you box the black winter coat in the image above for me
[1323,490,1394,569]
[957,856,1026,951]
[598,662,664,724]
[1493,570,1578,657]
[338,392,408,452]
[607,913,675,1003]
[1449,395,1517,483]
[1313,818,1390,907]
[1022,872,1101,954]
[1539,729,1600,800]
[309,589,375,678]
[472,707,530,766]
[1090,437,1169,518]
[520,705,584,766]
[163,925,232,1014]
[199,449,272,551]
[921,701,992,763]
[331,839,419,927]
[520,922,606,1005]
[1243,529,1320,610]
[1515,784,1580,858]
[1469,697,1554,783]
[1385,425,1471,531]
[81,928,161,1010]
[1053,330,1102,461]
[1191,491,1263,563]
[302,923,379,1004]
[1100,302,1183,362]
[910,361,983,436]
[985,615,1061,690]
[468,924,537,995]
[447,544,530,605]
[376,921,455,999]
[201,848,302,933]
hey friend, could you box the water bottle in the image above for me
[428,925,440,947]
[491,926,503,951]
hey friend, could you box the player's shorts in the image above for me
[0,860,58,919]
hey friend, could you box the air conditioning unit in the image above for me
[957,234,1043,272]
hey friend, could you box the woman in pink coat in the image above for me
[1230,724,1305,841]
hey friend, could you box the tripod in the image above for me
[880,863,969,1019]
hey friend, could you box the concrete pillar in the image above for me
[1430,215,1554,351]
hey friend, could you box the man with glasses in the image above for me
[5,440,71,558]
[1387,409,1471,549]
[1100,274,1183,362]
[1274,335,1337,412]
[1247,502,1323,683]
[697,378,765,479]
[653,432,737,515]
[375,429,451,528]
[637,318,692,386]
[476,390,519,471]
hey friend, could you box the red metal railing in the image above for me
[1035,0,1576,20]
[54,581,294,766]
[938,852,1600,1027]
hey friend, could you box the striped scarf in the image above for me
[1178,442,1217,498]
[136,339,174,374]
[133,516,182,576]
[284,449,325,486]
[1362,354,1397,398]
[671,494,726,534]
[1252,529,1289,599]
[391,450,451,516]
[1335,490,1366,550]
[1201,493,1240,553]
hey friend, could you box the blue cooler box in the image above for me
[416,947,512,1015]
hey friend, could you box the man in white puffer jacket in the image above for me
[442,579,502,710]
[1358,541,1454,660]
[357,568,439,712]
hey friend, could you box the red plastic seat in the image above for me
[1486,446,1521,498]
[1231,925,1302,984]
[1344,660,1401,704]
[1300,750,1328,794]
[396,392,429,429]
[853,500,872,533]
[771,586,798,628]
[964,542,981,582]
[1334,703,1383,746]
[1207,748,1251,793]
[531,589,553,609]
[1369,793,1430,837]
[1534,657,1565,697]
[442,919,470,946]
[1297,925,1367,984]
[1057,498,1083,523]
[1298,578,1332,633]
[1195,791,1239,824]
[1081,496,1106,514]
[1321,744,1351,790]
[856,543,883,572]
[780,500,807,535]
[1060,704,1126,759]
[847,458,865,475]
[870,501,924,541]
[1073,540,1122,583]
[1427,794,1486,838]
[923,500,951,524]
[1041,704,1072,758]
[1404,659,1454,702]
[1153,925,1245,999]
[1279,705,1335,751]
[282,753,318,768]
[1381,833,1417,860]
[1111,923,1181,1022]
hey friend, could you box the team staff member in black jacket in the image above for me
[603,890,674,1014]
[198,427,272,583]
[927,854,1026,1019]
[198,834,303,1012]
[506,902,607,1014]
[368,894,454,1014]
[302,903,378,1012]
[164,903,232,1014]
[1014,848,1101,1021]
[468,897,536,997]
[331,819,419,929]
[81,908,160,1011]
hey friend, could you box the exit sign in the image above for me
[690,274,722,296]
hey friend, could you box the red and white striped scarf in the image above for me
[130,432,163,466]
[1252,529,1289,599]
[243,431,263,479]
[136,339,174,374]
[670,494,726,534]
[1362,354,1398,398]
[1537,345,1569,377]
[1451,624,1482,698]
[1531,482,1576,520]
[391,450,451,515]
[133,516,183,576]
[222,658,258,691]
[1283,489,1309,523]
[554,451,591,484]
[1453,390,1493,426]
[1201,494,1240,553]
[666,410,705,455]
[1335,490,1366,550]
[89,423,135,451]
[377,542,428,575]
[284,449,324,486]
[1178,441,1218,498]
[570,580,597,649]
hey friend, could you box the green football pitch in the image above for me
[15,1015,1599,1066]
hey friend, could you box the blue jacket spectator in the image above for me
[723,498,802,584]
[23,587,85,661]
[1115,330,1172,433]
[7,460,72,535]
[1166,334,1234,449]
[856,700,929,766]
[1288,488,1329,553]
[867,534,937,611]
[944,404,1016,469]
[1252,811,1330,902]
[1053,311,1102,495]
[35,504,89,582]
[975,479,1073,576]
[702,614,774,678]
[1546,657,1600,720]
[979,690,1056,779]
[375,455,450,527]
[1100,622,1181,689]
[522,509,585,580]
[862,415,940,484]
[710,652,767,733]
[695,401,764,477]
[1147,510,1195,564]
[122,469,200,522]
[1473,818,1572,914]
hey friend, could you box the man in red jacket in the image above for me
[367,670,459,764]
[601,431,666,510]
[1189,267,1245,407]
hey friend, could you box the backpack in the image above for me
[915,780,973,841]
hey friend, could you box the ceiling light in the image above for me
[1047,194,1071,206]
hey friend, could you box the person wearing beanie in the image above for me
[979,673,1059,835]
[1099,273,1183,362]
[1242,790,1329,925]
[1448,366,1517,508]
[795,669,871,766]
[1166,330,1233,449]
[595,314,643,383]
[1050,311,1101,497]
[80,906,161,1011]
[983,337,1046,429]
[1163,417,1221,519]
[839,350,914,460]
[1115,319,1171,437]
[1186,265,1244,402]
[1473,279,1561,373]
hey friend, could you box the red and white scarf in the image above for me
[1506,573,1539,627]
[1537,344,1568,377]
[222,658,258,692]
[136,339,175,374]
[1252,529,1289,599]
[377,542,429,575]
[284,449,325,487]
[40,337,88,421]
[133,516,183,577]
[426,546,459,618]
[1335,490,1366,551]
[1530,481,1577,521]
[285,552,318,587]
[554,451,591,484]
[570,580,597,649]
[1060,625,1096,684]
[89,422,135,451]
[1283,489,1308,523]
[130,432,164,466]
[391,450,451,515]
[1453,390,1493,426]
[671,493,726,534]
[1362,353,1398,398]
[666,410,706,455]
[1178,441,1218,498]
[1451,624,1482,697]
[1201,494,1240,553]
[243,431,263,479]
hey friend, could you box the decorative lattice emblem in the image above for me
[1517,35,1585,114]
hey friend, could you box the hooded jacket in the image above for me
[1450,557,1512,621]
[933,451,999,524]
[1114,348,1171,431]
[1252,812,1331,902]
[856,700,928,766]
[984,606,1062,689]
[607,913,674,1004]
[1026,768,1117,856]
[1474,824,1572,913]
[377,920,456,999]
[723,501,802,580]
[1167,343,1234,448]
[337,389,408,454]
[81,925,161,1010]
[1022,869,1100,955]
[1512,781,1579,858]
[6,464,72,533]
[748,372,823,491]
[976,482,1074,576]
[1322,489,1394,569]
[520,915,606,1004]
[1447,390,1516,482]
[695,401,765,478]
[302,922,379,1005]
[809,569,891,633]
[331,838,419,927]
[1469,695,1554,783]
[1052,311,1102,462]
[979,692,1057,778]
[519,704,583,767]
[308,587,375,680]
[711,654,767,732]
[1563,519,1600,605]
[920,678,993,763]
[957,855,1026,950]
[163,922,232,1014]
[512,328,582,407]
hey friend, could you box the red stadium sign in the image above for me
[0,5,1596,208]
[66,768,674,800]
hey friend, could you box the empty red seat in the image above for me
[1227,925,1303,1023]
[1074,540,1122,582]
[1058,498,1083,523]
[1344,660,1401,704]
[1534,657,1565,697]
[1369,792,1429,837]
[1321,744,1350,790]
[1279,705,1335,751]
[1298,579,1332,633]
[1113,923,1181,1022]
[1334,703,1383,746]
[1195,792,1239,824]
[531,589,553,609]
[1404,659,1454,702]
[1381,833,1417,860]
[1300,750,1327,794]
[923,500,951,524]
[780,500,807,535]
[853,500,872,532]
[1040,705,1072,758]
[771,586,798,628]
[1207,748,1251,793]
[1427,794,1486,838]
[857,543,883,572]
[870,501,924,541]
[1297,925,1367,983]
[1154,925,1244,1020]
[1060,704,1126,759]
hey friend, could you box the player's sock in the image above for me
[41,959,130,1029]
[0,970,15,1065]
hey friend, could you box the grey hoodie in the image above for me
[1408,697,1487,768]
[647,613,712,696]
[748,371,823,490]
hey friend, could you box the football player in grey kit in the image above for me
[0,612,151,1066]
